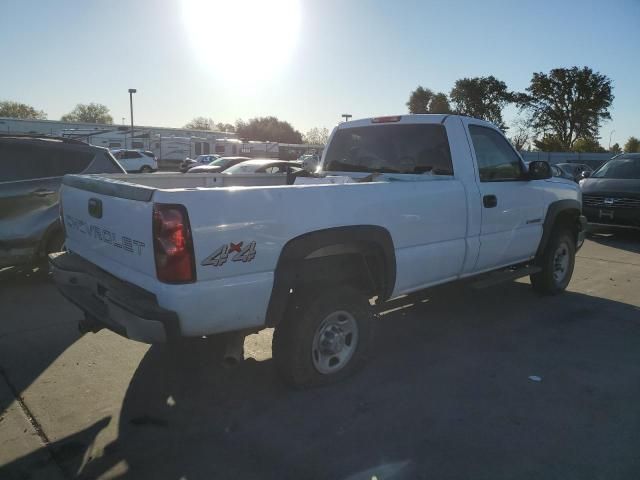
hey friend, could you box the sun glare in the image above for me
[181,0,301,82]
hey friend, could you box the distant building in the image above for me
[0,117,237,166]
[0,117,324,167]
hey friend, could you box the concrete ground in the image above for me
[1,233,639,480]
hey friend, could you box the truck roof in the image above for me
[338,114,496,129]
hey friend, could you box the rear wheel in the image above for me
[273,286,374,388]
[530,229,575,294]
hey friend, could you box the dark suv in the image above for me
[0,134,125,268]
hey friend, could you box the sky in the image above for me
[1,0,639,147]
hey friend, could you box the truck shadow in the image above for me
[0,265,82,413]
[7,281,640,479]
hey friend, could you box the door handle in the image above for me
[483,194,497,208]
[30,189,56,197]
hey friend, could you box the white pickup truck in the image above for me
[50,114,586,388]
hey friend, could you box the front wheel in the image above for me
[272,286,375,388]
[140,165,152,173]
[530,229,576,294]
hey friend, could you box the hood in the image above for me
[187,165,223,173]
[581,178,640,197]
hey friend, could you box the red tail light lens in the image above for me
[153,204,196,283]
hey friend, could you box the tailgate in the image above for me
[61,175,158,283]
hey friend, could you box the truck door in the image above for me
[465,123,544,271]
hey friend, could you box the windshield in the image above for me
[224,162,265,174]
[208,157,233,167]
[592,158,640,179]
[323,124,453,174]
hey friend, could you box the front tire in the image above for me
[272,286,375,388]
[530,229,575,295]
[140,165,152,173]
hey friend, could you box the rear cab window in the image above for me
[324,123,453,175]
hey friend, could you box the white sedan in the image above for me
[223,159,302,175]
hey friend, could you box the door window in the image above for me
[468,125,524,182]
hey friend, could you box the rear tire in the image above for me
[273,286,374,389]
[530,229,575,295]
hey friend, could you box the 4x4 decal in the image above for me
[202,241,256,266]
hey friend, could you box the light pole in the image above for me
[128,88,137,148]
[608,130,616,150]
[341,113,352,123]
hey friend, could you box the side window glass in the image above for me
[468,125,524,182]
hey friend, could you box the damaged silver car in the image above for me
[0,134,125,268]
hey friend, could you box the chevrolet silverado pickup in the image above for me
[49,114,586,388]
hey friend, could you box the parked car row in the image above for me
[183,156,302,175]
[179,154,221,173]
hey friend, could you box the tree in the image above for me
[449,76,512,129]
[517,66,613,151]
[509,118,532,151]
[406,86,451,114]
[0,100,47,119]
[534,135,567,152]
[184,116,215,130]
[235,116,303,144]
[61,103,113,124]
[573,137,605,153]
[215,122,235,133]
[609,143,622,155]
[624,136,640,153]
[303,127,329,145]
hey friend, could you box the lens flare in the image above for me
[181,0,301,83]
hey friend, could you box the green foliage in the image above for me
[573,137,605,153]
[406,87,451,114]
[235,116,303,144]
[61,103,113,124]
[449,76,512,129]
[0,100,47,119]
[303,127,329,145]
[609,143,622,154]
[216,122,235,133]
[517,67,613,151]
[534,135,568,152]
[624,136,640,153]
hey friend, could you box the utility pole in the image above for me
[128,88,137,148]
[341,114,352,123]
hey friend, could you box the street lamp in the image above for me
[608,130,616,150]
[341,113,352,123]
[128,88,137,148]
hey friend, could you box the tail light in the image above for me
[152,204,196,283]
[371,115,402,123]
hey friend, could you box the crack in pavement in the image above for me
[0,366,69,479]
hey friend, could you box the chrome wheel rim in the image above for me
[311,310,359,374]
[552,242,570,284]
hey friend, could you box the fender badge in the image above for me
[202,241,256,266]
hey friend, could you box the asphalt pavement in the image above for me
[1,233,639,480]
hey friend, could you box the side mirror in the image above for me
[528,160,552,180]
[580,171,591,179]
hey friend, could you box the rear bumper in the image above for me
[49,251,179,343]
